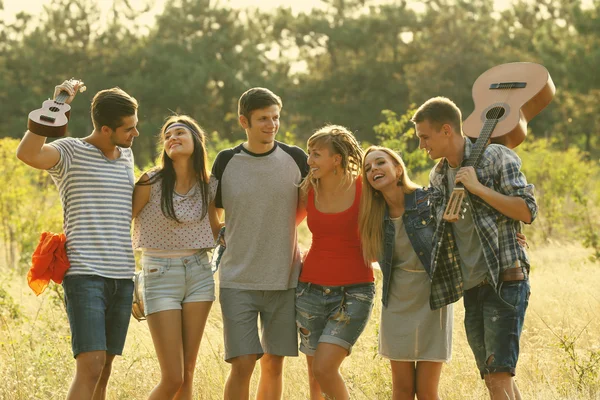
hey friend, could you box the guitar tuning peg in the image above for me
[462,207,467,213]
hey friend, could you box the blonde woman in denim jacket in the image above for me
[359,146,452,400]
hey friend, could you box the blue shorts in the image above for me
[63,275,134,358]
[295,281,375,356]
[463,280,530,379]
[142,251,215,315]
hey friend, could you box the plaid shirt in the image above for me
[428,138,538,310]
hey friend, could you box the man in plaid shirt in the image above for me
[412,97,537,400]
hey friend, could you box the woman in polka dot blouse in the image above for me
[132,115,223,399]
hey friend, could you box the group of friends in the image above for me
[16,80,536,400]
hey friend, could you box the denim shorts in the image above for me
[63,275,134,358]
[142,251,215,315]
[295,281,375,356]
[463,280,530,379]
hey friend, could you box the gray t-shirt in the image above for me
[212,142,309,290]
[446,166,488,290]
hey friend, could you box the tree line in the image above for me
[1,0,599,167]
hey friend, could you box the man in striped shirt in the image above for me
[17,80,139,400]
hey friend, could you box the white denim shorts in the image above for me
[141,251,215,315]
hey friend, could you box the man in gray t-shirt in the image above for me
[212,87,308,399]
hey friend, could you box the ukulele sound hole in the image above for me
[485,106,505,120]
[49,106,60,112]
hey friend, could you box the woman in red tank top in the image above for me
[296,125,374,400]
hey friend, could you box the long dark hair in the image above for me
[139,115,211,223]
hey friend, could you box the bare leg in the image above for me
[224,354,257,400]
[312,343,349,400]
[305,355,325,400]
[92,353,116,400]
[390,361,416,400]
[257,354,285,400]
[147,310,185,399]
[484,372,516,399]
[175,301,213,400]
[66,351,107,400]
[513,378,522,400]
[415,361,443,400]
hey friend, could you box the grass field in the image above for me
[1,242,599,399]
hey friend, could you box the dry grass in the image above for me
[1,242,599,399]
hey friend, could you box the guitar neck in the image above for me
[464,118,499,167]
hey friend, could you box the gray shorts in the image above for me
[219,287,298,362]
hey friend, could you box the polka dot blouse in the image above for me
[132,169,218,250]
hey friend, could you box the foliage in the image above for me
[517,138,600,246]
[372,107,433,176]
[1,0,599,167]
[0,139,63,270]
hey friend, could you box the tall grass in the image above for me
[1,243,599,399]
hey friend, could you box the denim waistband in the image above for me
[142,249,209,267]
[298,281,374,294]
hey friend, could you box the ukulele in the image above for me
[28,79,86,137]
[443,62,555,222]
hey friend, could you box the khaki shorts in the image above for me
[219,287,298,362]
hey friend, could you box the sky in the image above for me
[3,0,517,25]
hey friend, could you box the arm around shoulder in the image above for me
[132,173,151,220]
[16,131,60,170]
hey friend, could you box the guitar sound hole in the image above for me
[49,106,60,112]
[485,106,505,120]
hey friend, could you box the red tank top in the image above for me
[299,177,374,285]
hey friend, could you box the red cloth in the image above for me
[300,178,374,285]
[27,232,70,296]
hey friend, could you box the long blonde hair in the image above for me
[300,125,364,201]
[358,146,420,264]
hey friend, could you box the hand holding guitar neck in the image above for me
[28,78,87,138]
[443,62,555,222]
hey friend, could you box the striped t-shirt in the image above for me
[47,138,136,279]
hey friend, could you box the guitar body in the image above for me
[463,62,556,149]
[28,99,72,138]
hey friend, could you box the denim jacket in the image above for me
[379,188,435,307]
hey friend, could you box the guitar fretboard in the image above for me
[54,91,70,104]
[464,118,499,167]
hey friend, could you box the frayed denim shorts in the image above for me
[141,250,215,315]
[295,281,375,356]
[463,280,530,379]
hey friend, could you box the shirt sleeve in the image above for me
[47,138,76,176]
[211,148,236,209]
[495,147,538,223]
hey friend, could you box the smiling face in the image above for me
[415,119,449,160]
[240,105,280,147]
[307,144,340,180]
[108,113,139,148]
[363,150,402,191]
[163,125,195,160]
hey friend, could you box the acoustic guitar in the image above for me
[443,62,555,222]
[28,79,86,137]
